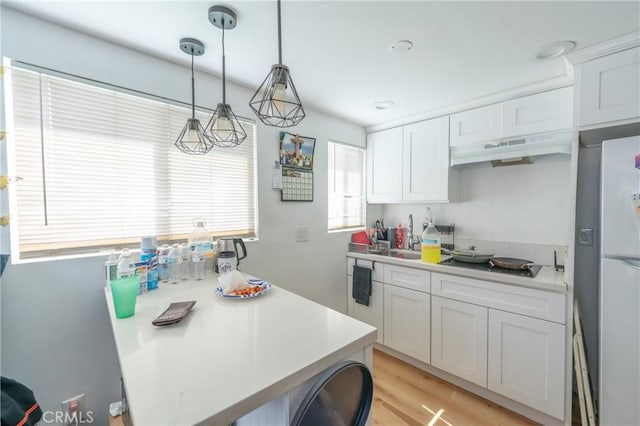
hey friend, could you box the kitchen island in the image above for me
[104,276,376,425]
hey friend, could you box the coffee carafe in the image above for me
[215,238,247,273]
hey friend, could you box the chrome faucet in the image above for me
[407,214,419,250]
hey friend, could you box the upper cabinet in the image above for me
[449,86,573,148]
[502,86,573,137]
[578,47,640,128]
[450,103,503,147]
[367,116,458,204]
[366,127,403,203]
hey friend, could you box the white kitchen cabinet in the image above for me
[488,309,565,419]
[383,284,430,363]
[383,263,430,293]
[449,103,503,147]
[402,116,452,202]
[347,276,384,344]
[366,127,403,203]
[431,296,488,387]
[579,47,640,127]
[502,86,573,137]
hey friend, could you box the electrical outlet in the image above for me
[61,394,86,425]
[295,225,309,242]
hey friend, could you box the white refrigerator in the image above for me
[599,136,640,426]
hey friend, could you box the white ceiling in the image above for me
[4,1,639,128]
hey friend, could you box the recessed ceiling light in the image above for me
[373,101,395,110]
[390,40,413,55]
[536,41,576,60]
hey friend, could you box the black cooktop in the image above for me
[439,258,542,278]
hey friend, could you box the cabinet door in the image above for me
[366,127,403,203]
[347,276,384,344]
[383,284,430,363]
[502,87,573,137]
[402,116,451,202]
[580,47,640,127]
[431,296,488,387]
[488,310,565,419]
[449,103,503,147]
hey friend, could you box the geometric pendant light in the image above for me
[175,38,215,155]
[205,5,247,148]
[249,0,305,128]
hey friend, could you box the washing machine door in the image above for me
[291,361,373,426]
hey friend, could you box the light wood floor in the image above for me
[372,349,538,426]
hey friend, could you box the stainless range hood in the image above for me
[450,130,573,167]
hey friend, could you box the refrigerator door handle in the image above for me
[605,256,640,270]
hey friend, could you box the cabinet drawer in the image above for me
[431,272,565,323]
[383,264,430,292]
[347,257,384,282]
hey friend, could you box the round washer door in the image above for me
[291,361,373,426]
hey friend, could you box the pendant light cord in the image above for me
[190,51,195,120]
[277,0,282,65]
[222,22,226,104]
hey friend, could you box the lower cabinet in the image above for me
[347,276,384,344]
[431,296,488,387]
[487,309,566,419]
[383,284,430,363]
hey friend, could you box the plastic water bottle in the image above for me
[180,243,191,280]
[188,218,214,276]
[140,236,158,290]
[117,248,135,279]
[192,244,205,281]
[421,222,441,264]
[158,244,171,282]
[168,244,181,284]
[105,250,119,286]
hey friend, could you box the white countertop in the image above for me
[346,252,567,293]
[104,276,376,425]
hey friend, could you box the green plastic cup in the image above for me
[110,277,139,319]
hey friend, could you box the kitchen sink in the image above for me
[388,249,422,260]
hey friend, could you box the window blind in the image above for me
[328,141,365,231]
[6,65,256,259]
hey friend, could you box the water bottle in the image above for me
[168,244,181,284]
[158,244,171,282]
[180,243,191,280]
[188,218,214,276]
[192,244,205,281]
[140,236,158,290]
[117,248,135,279]
[421,222,441,264]
[105,250,119,286]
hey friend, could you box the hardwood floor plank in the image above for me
[372,349,538,426]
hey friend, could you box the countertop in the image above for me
[346,252,567,293]
[104,276,377,425]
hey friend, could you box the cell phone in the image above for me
[152,301,196,326]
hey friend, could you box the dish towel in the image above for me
[352,265,372,306]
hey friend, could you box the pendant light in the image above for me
[205,6,247,148]
[249,0,305,128]
[175,38,215,155]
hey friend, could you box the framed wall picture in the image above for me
[279,132,315,170]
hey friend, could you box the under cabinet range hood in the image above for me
[450,130,572,167]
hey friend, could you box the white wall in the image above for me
[382,155,572,261]
[0,7,369,424]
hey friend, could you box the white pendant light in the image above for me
[175,38,215,155]
[249,0,305,128]
[205,5,247,148]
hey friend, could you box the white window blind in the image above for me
[328,141,365,231]
[5,65,256,259]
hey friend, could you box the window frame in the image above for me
[327,140,366,233]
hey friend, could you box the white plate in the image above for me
[215,279,272,299]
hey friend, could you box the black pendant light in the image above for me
[175,38,215,155]
[249,0,305,128]
[205,6,247,148]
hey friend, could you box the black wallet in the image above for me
[152,301,196,326]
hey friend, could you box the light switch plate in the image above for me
[579,228,593,246]
[295,226,309,242]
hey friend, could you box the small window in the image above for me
[328,142,365,231]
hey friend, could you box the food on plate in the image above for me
[232,285,264,296]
